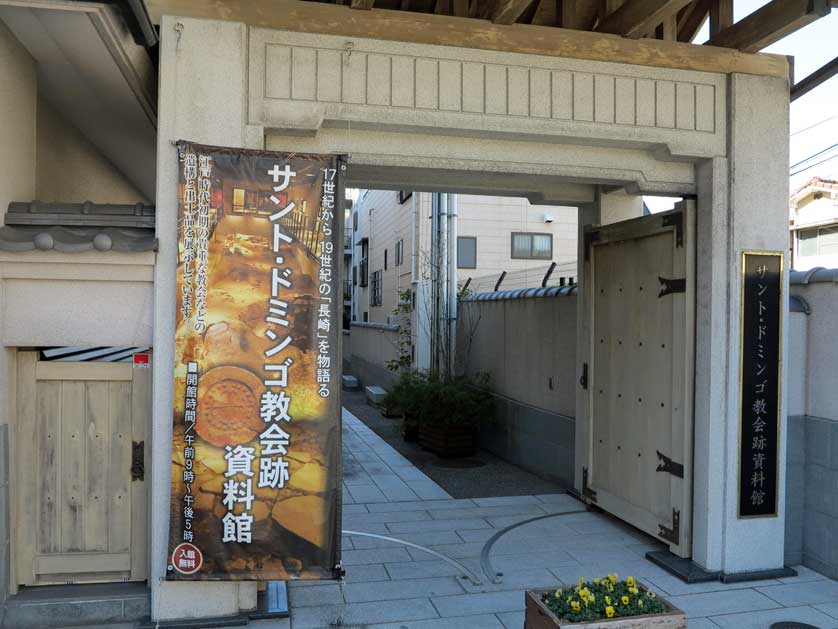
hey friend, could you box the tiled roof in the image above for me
[0,225,157,253]
[1,200,156,254]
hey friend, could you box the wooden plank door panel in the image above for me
[586,205,694,557]
[15,355,150,585]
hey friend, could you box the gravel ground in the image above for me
[340,388,567,499]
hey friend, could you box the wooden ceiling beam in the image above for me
[147,0,791,78]
[791,55,838,101]
[596,0,696,38]
[493,0,537,23]
[709,0,732,35]
[677,0,710,41]
[707,0,831,53]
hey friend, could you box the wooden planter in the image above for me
[418,421,477,457]
[525,589,686,629]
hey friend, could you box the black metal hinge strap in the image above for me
[656,450,684,478]
[584,230,600,261]
[658,508,680,545]
[580,363,588,390]
[662,211,684,248]
[658,276,686,297]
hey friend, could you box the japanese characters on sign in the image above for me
[738,251,783,518]
[168,143,343,580]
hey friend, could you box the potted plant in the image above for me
[417,374,492,458]
[525,575,686,628]
[383,371,427,442]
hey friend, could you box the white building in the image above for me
[348,189,578,324]
[790,176,838,270]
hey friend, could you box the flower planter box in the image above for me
[525,588,687,629]
[418,422,477,457]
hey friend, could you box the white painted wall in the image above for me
[36,98,147,205]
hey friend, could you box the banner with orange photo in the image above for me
[167,142,343,581]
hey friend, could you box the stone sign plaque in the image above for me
[738,251,783,519]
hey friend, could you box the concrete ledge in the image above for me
[480,393,574,487]
[2,583,149,628]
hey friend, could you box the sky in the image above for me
[645,3,837,213]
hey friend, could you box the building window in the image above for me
[395,239,404,266]
[370,270,383,307]
[352,265,357,286]
[384,249,388,271]
[353,212,358,230]
[399,190,413,204]
[457,236,477,269]
[799,226,838,257]
[511,232,553,260]
[359,239,369,287]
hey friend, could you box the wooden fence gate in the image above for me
[582,203,695,558]
[14,352,150,585]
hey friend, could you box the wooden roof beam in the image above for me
[596,0,696,38]
[791,55,838,101]
[677,0,710,42]
[493,0,537,23]
[707,0,831,53]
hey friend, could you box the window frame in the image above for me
[510,231,553,260]
[457,236,477,269]
[370,270,383,307]
[398,190,413,204]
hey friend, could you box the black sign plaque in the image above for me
[738,251,783,518]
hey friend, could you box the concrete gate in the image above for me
[148,8,791,620]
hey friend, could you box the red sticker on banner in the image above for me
[133,353,150,368]
[171,542,203,575]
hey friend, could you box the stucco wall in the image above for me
[36,98,148,205]
[345,322,400,389]
[785,281,838,575]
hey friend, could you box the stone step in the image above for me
[365,385,387,405]
[3,582,149,628]
[342,374,361,390]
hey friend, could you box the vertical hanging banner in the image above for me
[738,251,783,518]
[167,142,343,580]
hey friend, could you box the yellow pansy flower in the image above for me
[638,599,645,608]
[629,587,639,595]
[608,574,618,585]
[647,591,656,598]
[605,606,615,618]
[579,578,586,586]
[594,577,601,584]
[605,596,611,605]
[571,601,581,612]
[621,596,630,606]
[626,576,636,588]
[554,589,562,598]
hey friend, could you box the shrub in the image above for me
[541,575,668,623]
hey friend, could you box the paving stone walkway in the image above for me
[250,409,838,629]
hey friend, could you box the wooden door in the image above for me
[583,203,695,557]
[14,352,150,585]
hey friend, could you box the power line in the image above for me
[791,153,837,177]
[789,143,837,170]
[791,115,837,137]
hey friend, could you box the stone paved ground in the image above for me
[340,389,566,499]
[246,409,838,629]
